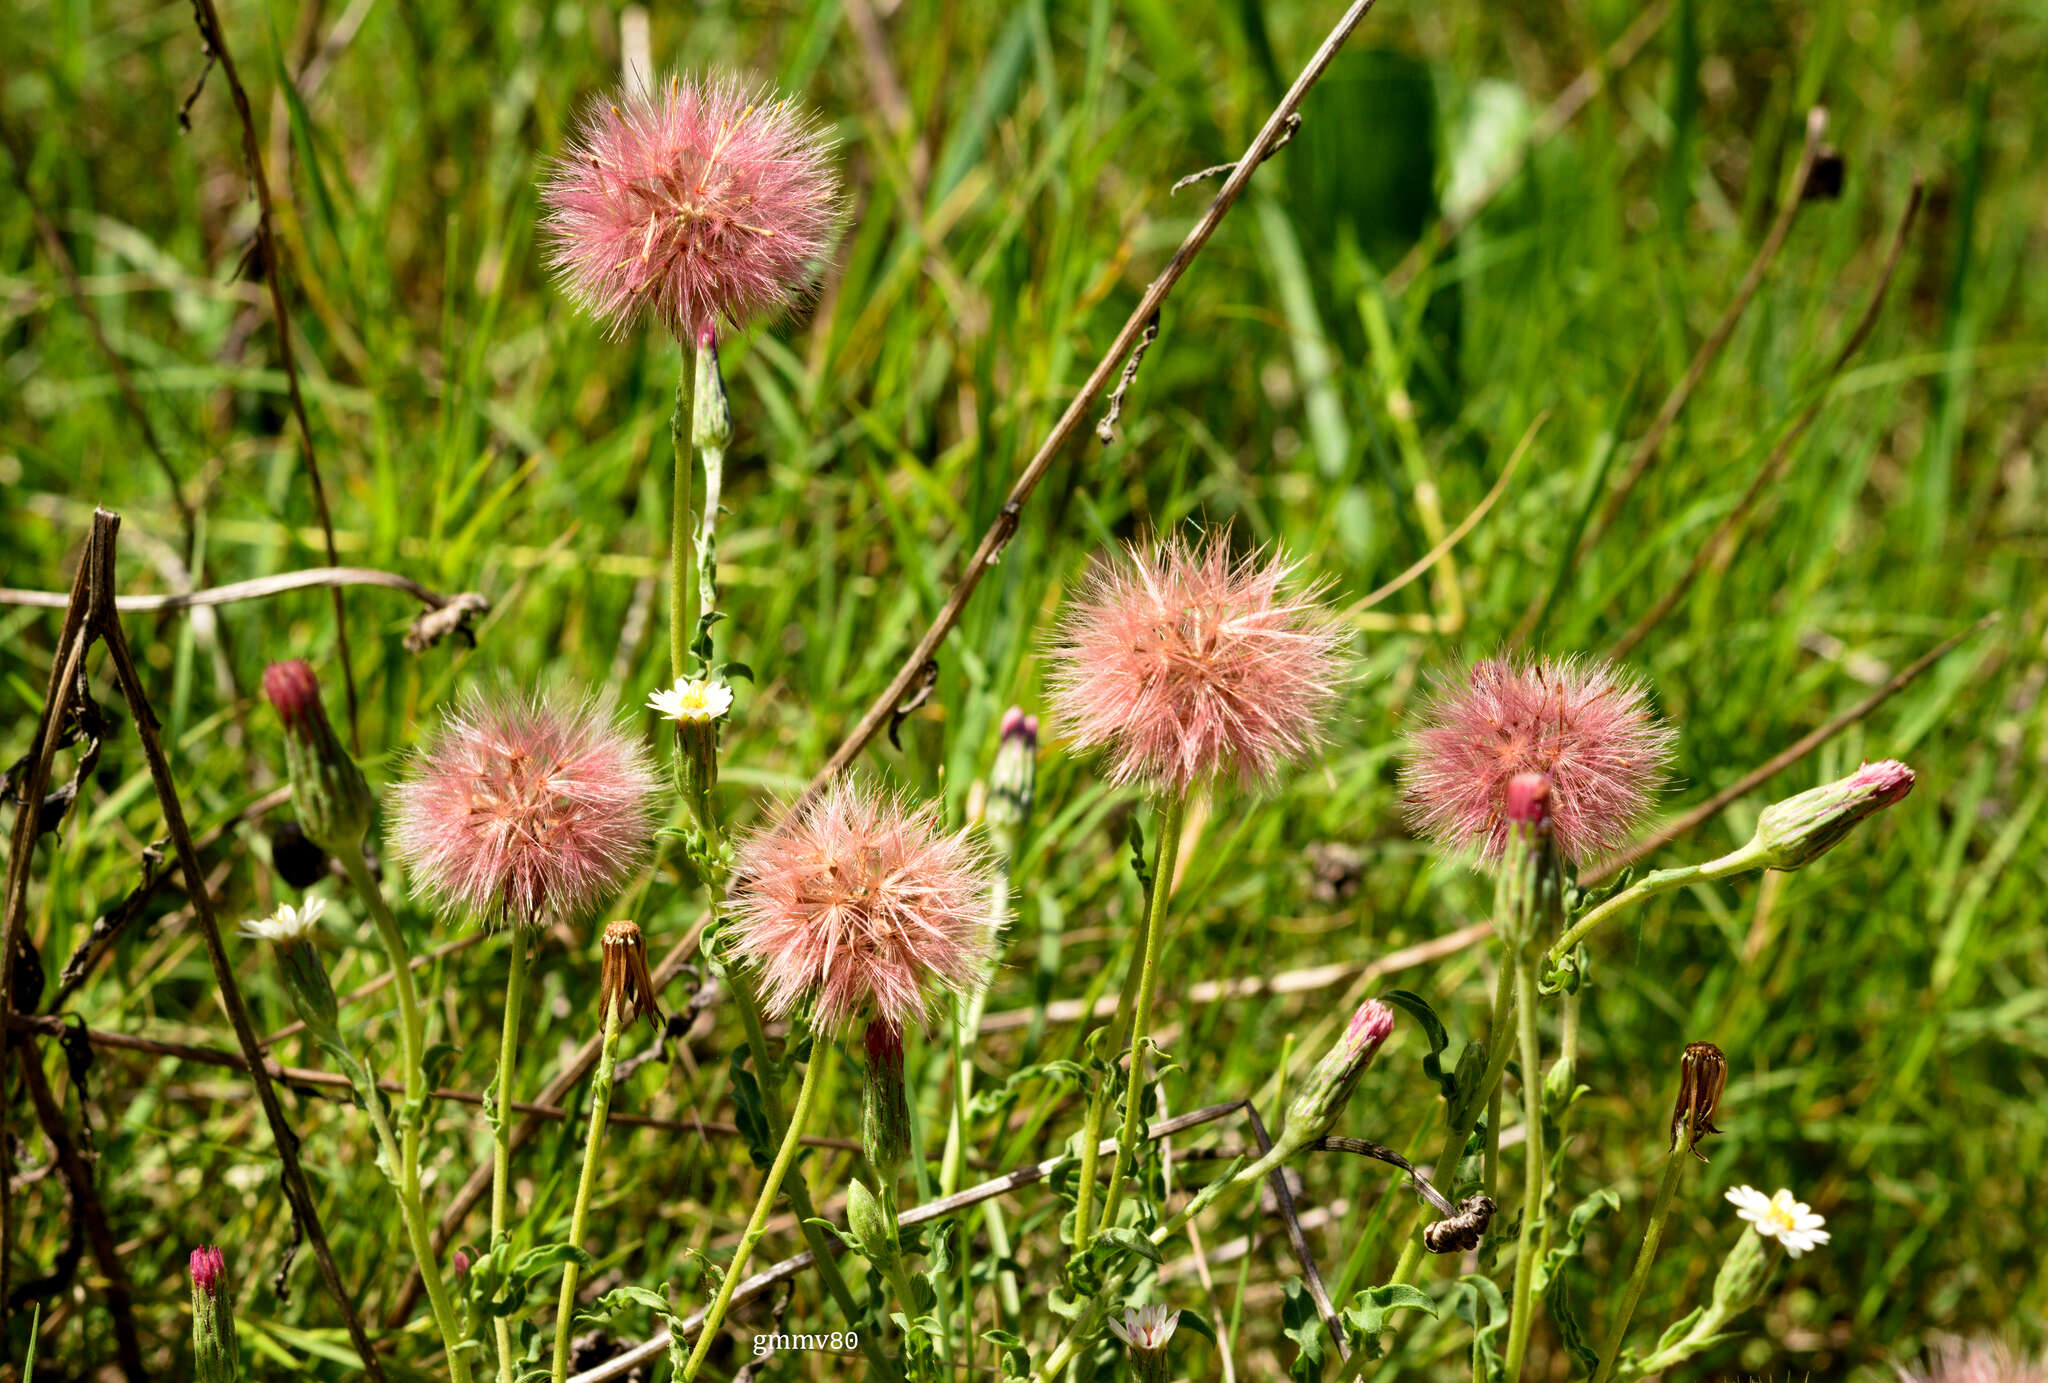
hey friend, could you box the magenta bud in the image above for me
[988,707,1039,836]
[189,1244,241,1382]
[860,1018,911,1181]
[1505,772,1551,827]
[1750,760,1915,871]
[452,1248,471,1277]
[264,660,373,855]
[1284,998,1395,1149]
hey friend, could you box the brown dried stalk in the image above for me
[803,0,1384,803]
[183,0,359,746]
[1606,179,1924,660]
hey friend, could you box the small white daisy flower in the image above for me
[1106,1303,1179,1352]
[239,898,326,944]
[1726,1184,1830,1258]
[647,678,734,725]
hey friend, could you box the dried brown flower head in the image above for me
[598,920,662,1030]
[1671,1040,1728,1160]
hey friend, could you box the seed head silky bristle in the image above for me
[727,780,998,1033]
[1401,655,1674,865]
[1047,533,1346,795]
[541,71,842,340]
[391,690,661,930]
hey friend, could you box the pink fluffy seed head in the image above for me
[1900,1339,2048,1383]
[1402,656,1674,866]
[728,780,999,1034]
[542,71,842,340]
[390,689,661,930]
[1047,533,1347,795]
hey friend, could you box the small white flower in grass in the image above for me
[647,678,733,725]
[1726,1184,1830,1257]
[238,898,326,943]
[1107,1303,1179,1351]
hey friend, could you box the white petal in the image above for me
[1725,1185,1770,1215]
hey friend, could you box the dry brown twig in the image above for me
[1605,179,1925,660]
[804,0,1385,805]
[183,0,360,746]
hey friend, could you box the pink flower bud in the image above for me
[264,660,374,855]
[1505,772,1552,828]
[861,1017,912,1180]
[1284,998,1395,1149]
[1750,760,1915,871]
[188,1244,240,1382]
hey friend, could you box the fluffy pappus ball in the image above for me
[541,71,841,339]
[390,690,661,929]
[1047,533,1347,795]
[1401,656,1674,865]
[727,781,998,1034]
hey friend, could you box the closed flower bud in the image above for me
[189,1245,241,1383]
[1284,998,1395,1151]
[986,707,1039,837]
[1494,771,1564,950]
[1670,1040,1728,1160]
[861,1018,912,1182]
[1748,760,1914,871]
[845,1177,897,1268]
[264,661,374,856]
[240,901,341,1053]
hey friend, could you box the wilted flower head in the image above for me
[391,690,661,929]
[598,919,662,1030]
[728,780,997,1032]
[542,71,841,339]
[1048,533,1345,794]
[1726,1185,1829,1258]
[1898,1338,2048,1383]
[1402,656,1674,865]
[1670,1040,1728,1160]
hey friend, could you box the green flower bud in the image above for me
[861,1018,912,1182]
[985,707,1038,838]
[1283,998,1394,1151]
[264,661,373,856]
[189,1245,242,1383]
[1748,760,1914,871]
[845,1177,897,1269]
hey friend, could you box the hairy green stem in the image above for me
[680,1041,832,1381]
[1591,1125,1693,1383]
[339,849,469,1380]
[490,934,532,1383]
[551,997,626,1382]
[669,358,694,682]
[1095,794,1188,1238]
[1504,948,1546,1381]
[1547,843,1764,963]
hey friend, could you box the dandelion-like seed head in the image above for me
[727,780,998,1033]
[1048,533,1346,795]
[1402,655,1674,865]
[238,898,326,944]
[1726,1184,1830,1258]
[542,71,842,340]
[391,690,660,929]
[1900,1338,2048,1383]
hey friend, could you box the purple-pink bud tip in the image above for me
[1346,997,1397,1052]
[864,1016,905,1069]
[1851,759,1915,805]
[262,660,323,732]
[189,1245,226,1294]
[452,1248,471,1277]
[1505,772,1552,827]
[999,706,1039,742]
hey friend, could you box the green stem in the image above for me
[355,1057,472,1382]
[490,933,532,1383]
[1546,844,1764,964]
[1591,1127,1693,1383]
[339,849,469,1380]
[669,357,693,682]
[680,1041,833,1382]
[1095,793,1188,1238]
[1503,948,1546,1382]
[550,997,626,1383]
[942,862,1010,1198]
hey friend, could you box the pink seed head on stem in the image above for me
[728,780,998,1034]
[391,689,660,929]
[541,71,842,340]
[1047,533,1347,795]
[1402,656,1674,866]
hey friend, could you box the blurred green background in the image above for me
[3,0,2044,1377]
